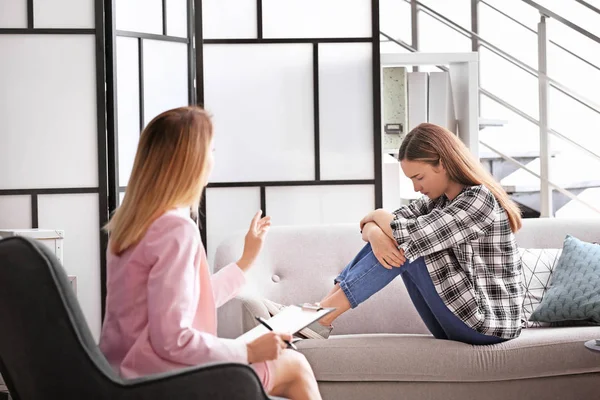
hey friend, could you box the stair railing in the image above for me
[381,0,600,216]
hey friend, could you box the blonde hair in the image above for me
[105,106,214,255]
[399,123,522,233]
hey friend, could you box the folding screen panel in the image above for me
[115,36,140,187]
[265,186,374,226]
[33,0,95,28]
[115,0,163,35]
[202,0,257,39]
[0,0,107,340]
[0,1,27,28]
[111,0,193,193]
[142,40,189,126]
[38,193,101,340]
[203,43,315,183]
[205,187,261,267]
[261,0,372,39]
[0,196,31,229]
[318,43,375,180]
[198,0,381,262]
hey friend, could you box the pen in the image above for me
[255,316,297,350]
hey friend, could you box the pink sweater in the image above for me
[99,208,248,379]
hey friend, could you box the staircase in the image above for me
[381,0,600,218]
[481,146,600,217]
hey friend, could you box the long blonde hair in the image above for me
[105,106,214,255]
[398,123,522,233]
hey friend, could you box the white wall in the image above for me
[0,0,103,341]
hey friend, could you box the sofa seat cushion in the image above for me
[296,327,600,382]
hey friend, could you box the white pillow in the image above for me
[519,248,562,328]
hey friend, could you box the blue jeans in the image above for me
[335,243,506,345]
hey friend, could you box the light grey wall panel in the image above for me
[0,35,98,189]
[116,36,141,186]
[263,0,371,38]
[202,0,257,39]
[38,193,101,342]
[205,187,261,267]
[319,43,374,180]
[266,185,374,226]
[142,39,188,125]
[203,43,315,182]
[166,0,188,37]
[0,0,27,28]
[34,0,95,28]
[116,0,162,34]
[0,196,31,229]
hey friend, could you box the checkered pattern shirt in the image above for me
[391,185,523,339]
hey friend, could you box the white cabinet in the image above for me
[0,229,76,295]
[0,229,64,264]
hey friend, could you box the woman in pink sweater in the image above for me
[99,106,322,400]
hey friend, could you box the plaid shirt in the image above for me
[390,185,523,339]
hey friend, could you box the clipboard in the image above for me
[236,303,335,343]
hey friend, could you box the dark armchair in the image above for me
[0,236,281,400]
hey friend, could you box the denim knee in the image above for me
[337,251,403,308]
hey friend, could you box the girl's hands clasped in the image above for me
[237,211,271,272]
[365,224,406,269]
[359,211,376,231]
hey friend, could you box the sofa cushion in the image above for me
[519,248,562,328]
[296,326,600,382]
[530,235,600,324]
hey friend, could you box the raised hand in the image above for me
[236,211,271,272]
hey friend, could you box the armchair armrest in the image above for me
[122,362,276,400]
[217,293,270,339]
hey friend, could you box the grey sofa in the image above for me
[215,218,600,400]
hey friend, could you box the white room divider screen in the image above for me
[109,0,194,202]
[196,0,383,265]
[1,0,384,330]
[0,0,109,340]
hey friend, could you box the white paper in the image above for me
[237,305,334,343]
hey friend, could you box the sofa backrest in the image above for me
[514,218,598,248]
[213,218,599,335]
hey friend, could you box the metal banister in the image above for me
[480,88,600,162]
[574,0,600,15]
[480,140,600,215]
[406,0,600,115]
[522,0,600,44]
[480,0,600,74]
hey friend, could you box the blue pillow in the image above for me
[529,235,600,324]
